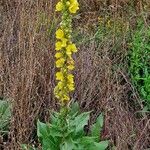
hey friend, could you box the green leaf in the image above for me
[37,120,49,138]
[50,111,59,125]
[48,125,63,137]
[93,141,109,150]
[71,111,90,135]
[0,100,11,133]
[21,144,28,150]
[91,113,104,137]
[79,136,97,146]
[96,113,104,128]
[42,138,57,150]
[60,138,76,150]
[69,101,80,117]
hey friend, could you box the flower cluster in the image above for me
[54,0,79,104]
[56,0,79,14]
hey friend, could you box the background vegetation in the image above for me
[0,0,150,149]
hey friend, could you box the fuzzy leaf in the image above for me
[71,111,90,135]
[37,120,49,138]
[91,113,104,137]
[69,101,80,116]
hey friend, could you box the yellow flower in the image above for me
[55,94,60,99]
[55,52,63,59]
[66,44,77,52]
[67,65,75,70]
[66,49,72,56]
[55,91,63,100]
[58,81,64,89]
[66,1,70,6]
[55,41,62,50]
[67,74,74,83]
[68,83,75,91]
[56,2,63,12]
[56,72,64,81]
[56,58,65,68]
[69,0,79,14]
[61,38,68,47]
[62,95,70,101]
[56,29,64,39]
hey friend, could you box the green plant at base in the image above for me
[129,21,150,109]
[22,102,108,150]
[0,99,11,136]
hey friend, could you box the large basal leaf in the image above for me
[71,111,90,135]
[48,125,63,137]
[37,121,58,149]
[37,120,49,138]
[37,120,63,138]
[69,101,80,117]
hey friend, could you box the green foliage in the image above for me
[0,99,11,135]
[129,21,150,108]
[23,102,108,150]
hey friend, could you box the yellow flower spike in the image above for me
[56,72,64,81]
[56,2,63,12]
[56,58,65,68]
[55,41,62,50]
[54,0,79,104]
[56,29,64,39]
[55,52,63,59]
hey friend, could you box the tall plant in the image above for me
[22,1,108,149]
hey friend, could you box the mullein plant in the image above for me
[22,1,109,149]
[54,0,79,105]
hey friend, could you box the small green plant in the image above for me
[0,98,11,135]
[129,21,150,108]
[22,102,108,150]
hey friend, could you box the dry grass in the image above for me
[0,0,150,150]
